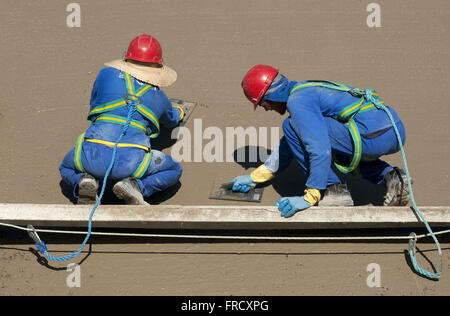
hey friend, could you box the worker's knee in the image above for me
[149,150,183,178]
[60,148,76,170]
[174,161,183,178]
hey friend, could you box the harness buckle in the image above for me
[124,94,141,106]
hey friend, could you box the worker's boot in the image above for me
[383,167,410,206]
[78,173,99,205]
[113,177,149,205]
[319,183,354,206]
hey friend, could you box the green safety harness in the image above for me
[73,72,160,179]
[290,80,382,174]
[291,81,442,279]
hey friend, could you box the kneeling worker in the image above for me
[60,34,184,205]
[231,65,410,217]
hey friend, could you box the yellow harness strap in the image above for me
[73,134,152,179]
[84,138,149,151]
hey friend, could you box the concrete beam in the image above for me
[0,203,449,230]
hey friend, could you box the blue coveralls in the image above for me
[59,67,183,199]
[263,77,406,190]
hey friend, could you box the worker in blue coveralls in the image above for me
[59,34,184,205]
[231,65,410,217]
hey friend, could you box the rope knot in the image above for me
[363,89,385,110]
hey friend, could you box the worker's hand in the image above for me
[275,196,312,218]
[231,175,256,193]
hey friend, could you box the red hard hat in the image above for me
[241,65,279,108]
[125,34,163,63]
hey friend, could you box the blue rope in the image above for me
[32,100,138,262]
[364,90,442,279]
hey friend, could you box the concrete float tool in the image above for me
[170,98,198,126]
[209,182,264,203]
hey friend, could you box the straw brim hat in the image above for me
[104,59,177,87]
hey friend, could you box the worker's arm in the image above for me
[287,90,331,190]
[275,89,329,217]
[263,136,294,173]
[159,92,183,128]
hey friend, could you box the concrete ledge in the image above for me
[0,203,449,230]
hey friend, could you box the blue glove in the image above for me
[231,175,256,193]
[275,196,312,218]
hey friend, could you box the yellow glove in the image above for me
[172,105,184,121]
[250,164,276,183]
[303,188,321,205]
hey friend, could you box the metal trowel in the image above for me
[209,181,264,203]
[170,99,198,126]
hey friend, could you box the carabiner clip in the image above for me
[408,232,418,255]
[27,225,47,254]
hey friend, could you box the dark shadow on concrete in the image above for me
[270,161,307,197]
[329,157,386,206]
[2,227,449,246]
[98,182,124,205]
[403,248,439,281]
[0,227,450,247]
[232,146,272,170]
[29,243,92,271]
[150,126,177,151]
[340,173,386,207]
[59,180,77,205]
[146,181,182,205]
